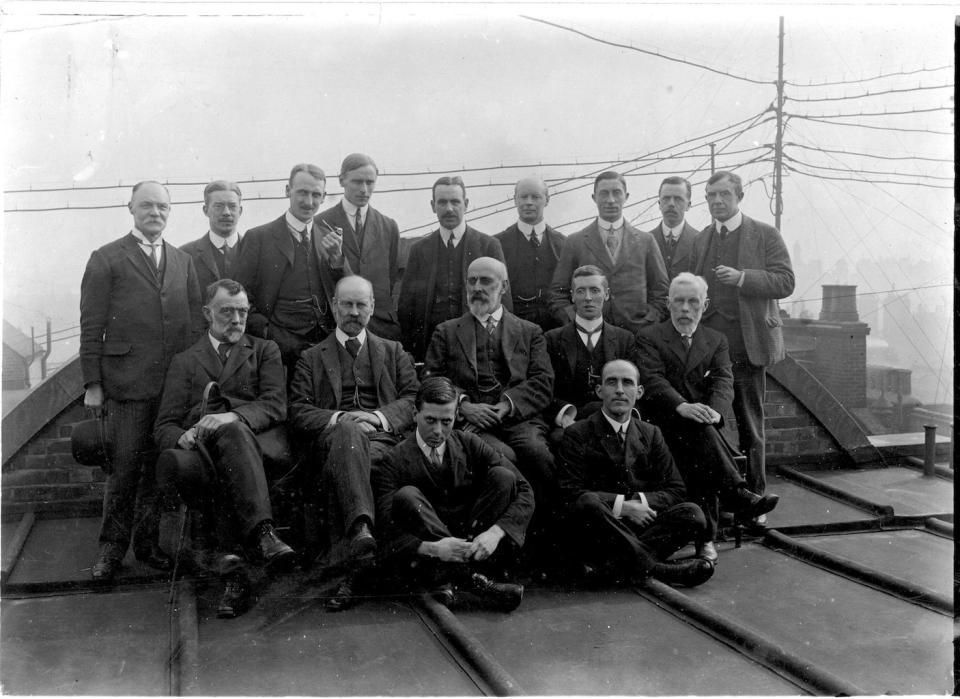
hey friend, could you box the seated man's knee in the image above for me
[216,420,255,441]
[573,491,604,514]
[485,465,516,493]
[393,485,426,515]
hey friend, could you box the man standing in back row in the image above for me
[550,171,669,333]
[692,171,794,503]
[398,176,508,361]
[316,154,402,341]
[181,180,245,294]
[648,176,699,281]
[80,180,203,581]
[235,164,349,382]
[495,177,565,332]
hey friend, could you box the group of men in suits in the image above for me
[79,158,793,616]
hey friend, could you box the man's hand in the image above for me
[676,402,721,424]
[84,383,104,416]
[713,265,743,286]
[469,525,504,561]
[621,500,657,528]
[559,412,576,429]
[459,401,501,430]
[342,411,379,434]
[177,427,198,450]
[193,412,238,441]
[492,400,511,421]
[421,537,473,562]
[317,225,344,263]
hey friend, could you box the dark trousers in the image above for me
[156,421,273,548]
[703,315,768,494]
[310,420,397,563]
[475,416,556,517]
[99,399,162,553]
[659,421,745,540]
[387,466,520,582]
[569,493,705,576]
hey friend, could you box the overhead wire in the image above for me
[784,83,952,102]
[784,64,952,87]
[792,116,952,135]
[783,141,952,164]
[781,154,952,182]
[782,163,952,190]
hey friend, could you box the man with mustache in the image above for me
[423,257,555,531]
[550,171,669,333]
[374,376,533,611]
[636,273,779,562]
[181,181,245,293]
[316,153,402,341]
[544,265,638,445]
[154,279,296,618]
[398,176,508,361]
[495,176,565,331]
[289,275,419,610]
[647,177,699,281]
[235,164,349,383]
[691,171,795,513]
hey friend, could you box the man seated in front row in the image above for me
[423,256,555,521]
[635,273,779,562]
[289,275,419,611]
[154,279,296,619]
[556,359,715,587]
[374,376,533,612]
[544,264,637,445]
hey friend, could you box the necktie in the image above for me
[147,242,160,269]
[345,337,361,359]
[718,225,728,242]
[575,324,598,352]
[682,334,692,350]
[618,426,626,445]
[217,343,231,365]
[446,235,454,251]
[222,244,236,276]
[530,230,540,249]
[606,228,617,255]
[485,317,497,337]
[666,234,678,254]
[429,446,442,469]
[354,209,364,250]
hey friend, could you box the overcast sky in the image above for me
[2,2,953,387]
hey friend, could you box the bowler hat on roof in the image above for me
[71,418,114,473]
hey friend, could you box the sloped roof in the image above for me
[3,320,42,360]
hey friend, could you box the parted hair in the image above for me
[203,180,242,205]
[593,171,627,193]
[289,163,326,185]
[204,279,246,306]
[339,153,378,177]
[706,170,743,198]
[432,175,467,200]
[416,376,460,409]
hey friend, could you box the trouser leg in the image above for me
[206,421,273,540]
[732,362,767,495]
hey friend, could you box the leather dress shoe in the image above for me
[730,487,780,519]
[134,542,173,572]
[468,573,523,612]
[697,541,719,564]
[430,582,458,608]
[326,572,360,612]
[650,558,715,587]
[253,522,297,572]
[91,543,125,582]
[348,521,377,564]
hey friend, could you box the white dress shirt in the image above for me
[131,228,163,266]
[439,221,467,248]
[599,409,649,518]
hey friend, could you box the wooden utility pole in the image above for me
[773,16,785,231]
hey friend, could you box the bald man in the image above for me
[495,177,565,331]
[289,274,419,610]
[316,154,402,340]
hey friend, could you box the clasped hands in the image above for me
[621,500,657,528]
[338,410,381,434]
[459,400,511,432]
[177,412,240,449]
[427,525,505,562]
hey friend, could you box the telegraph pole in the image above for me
[773,16,785,231]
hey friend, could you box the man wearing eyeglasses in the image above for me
[423,257,555,530]
[154,279,295,618]
[181,181,245,294]
[289,275,419,611]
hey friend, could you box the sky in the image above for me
[1,2,953,399]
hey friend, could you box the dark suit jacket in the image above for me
[180,234,244,298]
[424,309,553,421]
[544,321,637,422]
[288,331,419,436]
[495,223,565,325]
[154,334,286,450]
[316,202,401,340]
[550,220,669,333]
[556,411,686,511]
[648,221,699,282]
[397,227,508,360]
[374,430,535,557]
[80,233,203,401]
[692,214,795,367]
[636,320,734,423]
[234,215,349,339]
